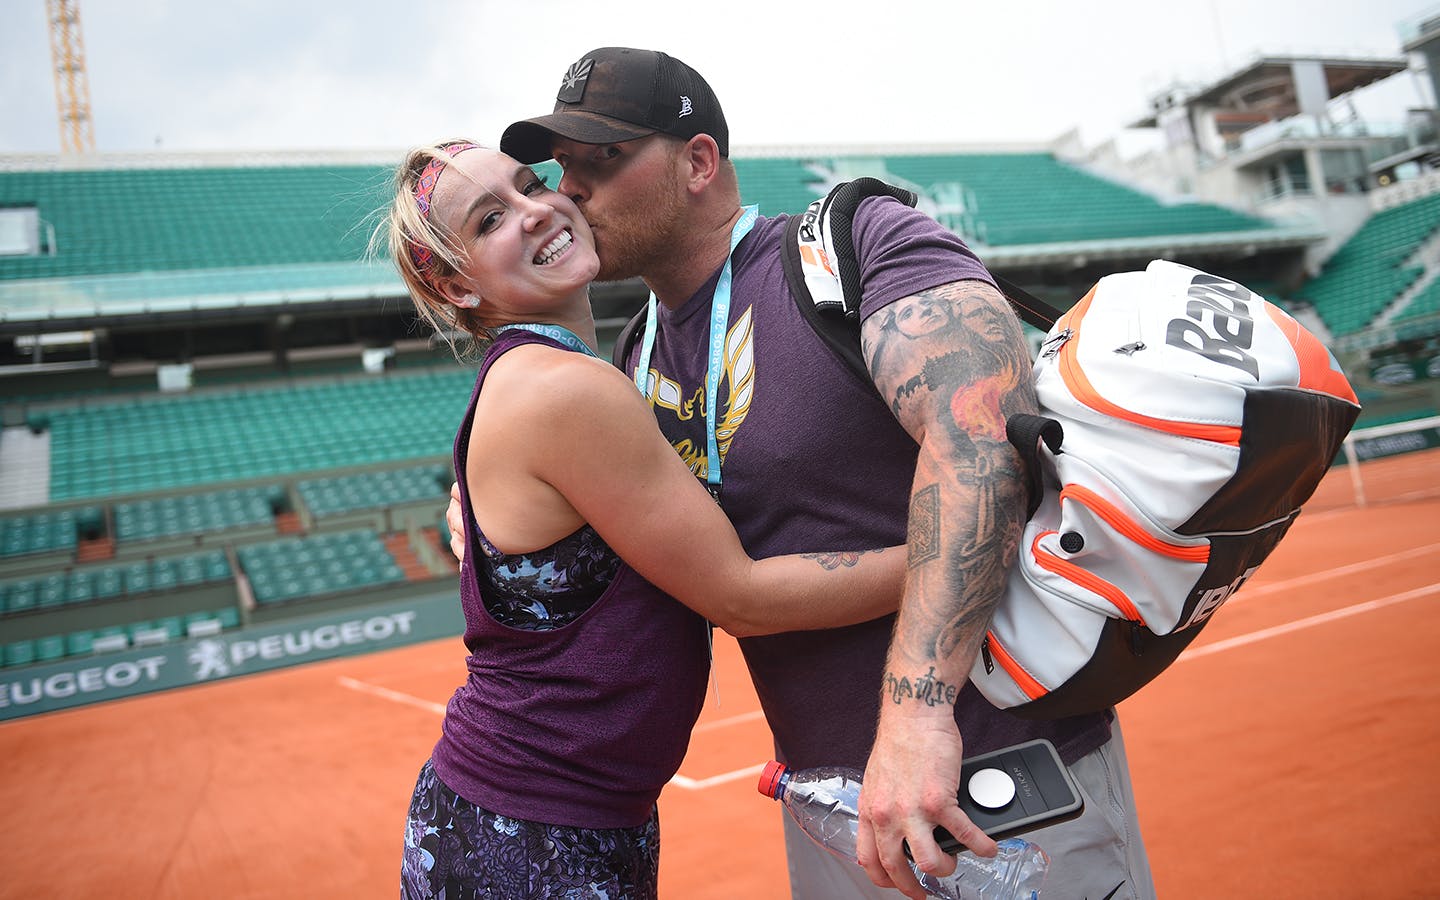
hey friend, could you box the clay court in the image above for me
[1,447,1436,899]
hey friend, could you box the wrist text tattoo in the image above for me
[800,548,884,570]
[883,665,960,707]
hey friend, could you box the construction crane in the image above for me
[46,0,95,154]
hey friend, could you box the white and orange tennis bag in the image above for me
[970,259,1360,717]
[685,179,1364,719]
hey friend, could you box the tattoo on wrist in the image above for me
[907,484,941,568]
[883,666,959,707]
[801,549,884,570]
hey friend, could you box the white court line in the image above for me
[669,764,768,791]
[1232,542,1440,604]
[335,674,762,790]
[337,676,447,715]
[692,709,766,733]
[1181,582,1440,661]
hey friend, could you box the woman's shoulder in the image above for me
[484,342,642,418]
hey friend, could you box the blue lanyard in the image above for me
[498,323,601,359]
[633,205,758,493]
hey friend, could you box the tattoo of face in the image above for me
[882,666,959,707]
[907,483,941,568]
[800,549,884,570]
[864,283,1038,430]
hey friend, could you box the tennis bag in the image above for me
[779,179,1362,719]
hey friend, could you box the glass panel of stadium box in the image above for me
[5,65,1440,673]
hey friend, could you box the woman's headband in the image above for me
[409,141,481,275]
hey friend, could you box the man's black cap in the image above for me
[501,47,728,164]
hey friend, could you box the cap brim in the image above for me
[500,111,656,164]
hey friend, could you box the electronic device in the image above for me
[933,737,1085,853]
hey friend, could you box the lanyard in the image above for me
[633,205,758,494]
[498,323,601,359]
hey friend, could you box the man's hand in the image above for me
[445,482,466,562]
[855,676,996,897]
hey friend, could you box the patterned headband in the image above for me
[409,141,481,275]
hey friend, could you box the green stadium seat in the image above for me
[6,580,39,614]
[155,616,185,640]
[123,562,151,595]
[95,567,124,599]
[34,636,66,663]
[66,571,96,605]
[91,628,129,654]
[36,575,67,609]
[66,631,95,657]
[3,640,36,668]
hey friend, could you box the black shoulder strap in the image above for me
[782,213,871,384]
[1006,413,1065,517]
[611,305,648,372]
[781,178,1064,387]
[995,274,1062,332]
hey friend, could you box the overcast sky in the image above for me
[2,0,1436,157]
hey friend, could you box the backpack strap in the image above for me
[781,177,919,384]
[611,305,648,372]
[781,178,1065,386]
[995,274,1062,331]
[1005,413,1065,518]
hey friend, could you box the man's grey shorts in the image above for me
[781,719,1156,899]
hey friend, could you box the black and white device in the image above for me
[933,738,1084,853]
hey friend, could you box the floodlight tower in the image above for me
[46,0,96,154]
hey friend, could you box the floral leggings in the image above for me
[401,760,661,899]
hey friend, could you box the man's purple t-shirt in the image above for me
[622,196,1110,770]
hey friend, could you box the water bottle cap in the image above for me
[757,760,788,798]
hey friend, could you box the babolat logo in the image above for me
[1180,565,1260,630]
[1165,274,1260,380]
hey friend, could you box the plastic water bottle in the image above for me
[758,761,1049,900]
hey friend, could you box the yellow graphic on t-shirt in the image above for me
[640,307,755,480]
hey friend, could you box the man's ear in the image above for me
[680,134,722,195]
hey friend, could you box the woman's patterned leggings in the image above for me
[401,759,660,899]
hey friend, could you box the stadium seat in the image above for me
[5,580,39,614]
[34,636,66,663]
[91,629,129,654]
[3,640,36,668]
[65,631,95,657]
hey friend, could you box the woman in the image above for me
[382,141,904,899]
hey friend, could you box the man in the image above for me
[454,46,1154,899]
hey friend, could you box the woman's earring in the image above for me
[461,294,482,309]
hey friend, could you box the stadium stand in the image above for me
[236,529,410,617]
[38,371,472,501]
[0,165,384,281]
[1295,192,1440,335]
[113,486,280,543]
[0,507,84,558]
[877,153,1271,245]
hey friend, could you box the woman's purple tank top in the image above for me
[429,329,712,829]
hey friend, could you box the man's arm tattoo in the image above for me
[907,484,941,568]
[863,280,1037,665]
[799,548,884,570]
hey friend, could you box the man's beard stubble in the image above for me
[588,161,687,284]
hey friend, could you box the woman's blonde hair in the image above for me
[373,140,491,359]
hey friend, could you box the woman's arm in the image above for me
[510,350,904,637]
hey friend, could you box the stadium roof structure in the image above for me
[0,148,1320,335]
[1131,54,1409,128]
